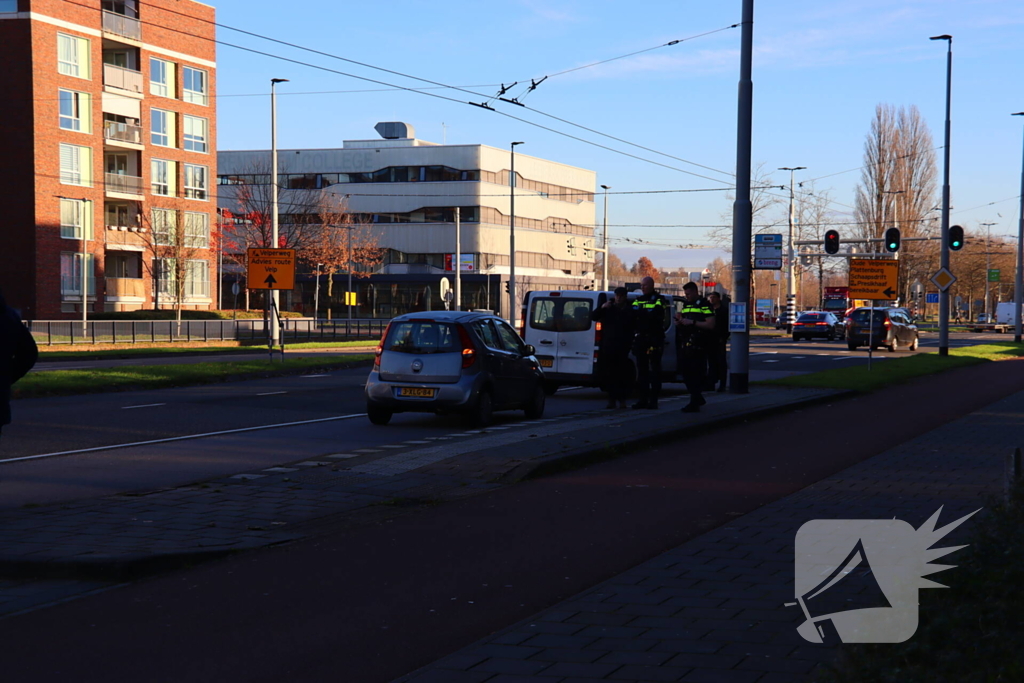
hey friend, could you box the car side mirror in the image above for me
[523,344,536,356]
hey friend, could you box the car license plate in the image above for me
[539,357,554,368]
[397,387,436,398]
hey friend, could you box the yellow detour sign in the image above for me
[247,248,296,290]
[849,258,899,299]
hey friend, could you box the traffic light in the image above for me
[884,227,901,252]
[949,224,965,250]
[824,229,840,254]
[504,281,510,294]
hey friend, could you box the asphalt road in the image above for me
[1,358,1022,683]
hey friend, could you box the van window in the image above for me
[528,297,593,332]
[384,321,456,354]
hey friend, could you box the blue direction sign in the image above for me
[925,293,939,304]
[754,234,783,270]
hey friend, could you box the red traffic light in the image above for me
[824,230,840,254]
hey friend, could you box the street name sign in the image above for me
[930,267,957,292]
[247,248,296,290]
[754,234,783,270]
[849,259,899,299]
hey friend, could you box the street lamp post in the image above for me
[454,206,461,311]
[509,141,524,326]
[1013,112,1024,342]
[313,263,322,320]
[270,77,288,347]
[779,166,805,330]
[601,184,611,292]
[981,221,997,320]
[80,199,90,335]
[931,34,952,356]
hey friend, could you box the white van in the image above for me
[521,290,686,393]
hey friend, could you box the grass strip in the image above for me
[759,344,1024,393]
[37,340,376,360]
[819,480,1024,682]
[14,355,374,399]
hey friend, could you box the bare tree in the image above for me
[706,162,786,248]
[794,184,845,307]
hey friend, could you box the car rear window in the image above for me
[528,298,592,332]
[384,321,457,354]
[797,314,825,322]
[850,309,887,323]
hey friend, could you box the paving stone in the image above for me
[470,657,551,675]
[680,669,763,683]
[528,648,605,663]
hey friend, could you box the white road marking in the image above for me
[750,352,779,357]
[121,403,166,410]
[763,360,780,363]
[256,391,288,396]
[791,356,806,359]
[0,413,366,465]
[300,375,331,378]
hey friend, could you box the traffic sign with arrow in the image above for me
[848,259,900,299]
[247,248,296,291]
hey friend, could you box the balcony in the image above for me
[103,119,143,146]
[103,63,143,94]
[106,277,146,298]
[105,172,144,198]
[102,10,142,42]
[60,276,97,298]
[105,225,148,250]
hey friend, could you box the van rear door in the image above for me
[525,294,597,377]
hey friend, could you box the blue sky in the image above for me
[211,0,1024,269]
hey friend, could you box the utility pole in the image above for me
[270,77,288,347]
[931,34,953,356]
[509,141,524,326]
[601,184,611,292]
[1013,112,1024,342]
[779,166,805,330]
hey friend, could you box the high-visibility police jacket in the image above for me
[676,296,714,349]
[631,292,668,344]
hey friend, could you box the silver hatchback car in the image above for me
[365,311,546,427]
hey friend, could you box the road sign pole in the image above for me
[867,300,873,371]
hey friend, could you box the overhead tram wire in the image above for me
[73,0,738,184]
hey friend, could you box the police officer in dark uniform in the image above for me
[674,281,715,413]
[630,276,668,410]
[706,291,730,392]
[591,287,636,409]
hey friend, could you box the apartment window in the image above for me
[151,108,175,147]
[106,203,134,229]
[58,89,91,133]
[182,115,208,153]
[60,198,93,239]
[183,163,208,200]
[152,208,176,245]
[60,252,95,296]
[182,66,208,105]
[59,143,92,186]
[154,258,175,295]
[184,212,209,248]
[57,33,90,79]
[150,57,174,98]
[151,159,176,196]
[185,260,209,297]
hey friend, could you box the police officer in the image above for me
[631,276,668,409]
[706,291,730,392]
[674,281,715,413]
[591,287,636,409]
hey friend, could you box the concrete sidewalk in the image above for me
[0,384,836,614]
[394,388,1021,683]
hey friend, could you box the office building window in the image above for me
[184,163,208,200]
[152,208,177,246]
[150,57,175,98]
[151,159,175,196]
[59,143,92,186]
[182,66,208,105]
[184,212,209,248]
[60,198,93,239]
[57,33,90,79]
[58,89,91,132]
[182,115,208,153]
[151,108,175,147]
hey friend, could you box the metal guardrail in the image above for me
[27,319,390,345]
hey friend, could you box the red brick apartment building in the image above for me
[0,0,217,319]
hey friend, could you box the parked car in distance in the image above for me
[365,310,546,427]
[792,311,843,341]
[846,307,919,352]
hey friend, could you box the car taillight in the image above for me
[595,321,602,346]
[456,323,476,368]
[374,322,392,369]
[816,322,828,326]
[884,319,891,329]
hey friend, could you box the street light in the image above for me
[779,166,805,331]
[509,141,524,327]
[931,34,952,355]
[270,77,289,346]
[1014,112,1024,342]
[600,184,611,292]
[313,263,322,320]
[981,221,997,320]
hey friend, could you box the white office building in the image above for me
[217,122,598,318]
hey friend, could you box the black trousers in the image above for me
[681,345,707,405]
[633,343,663,402]
[707,338,728,386]
[599,353,634,401]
